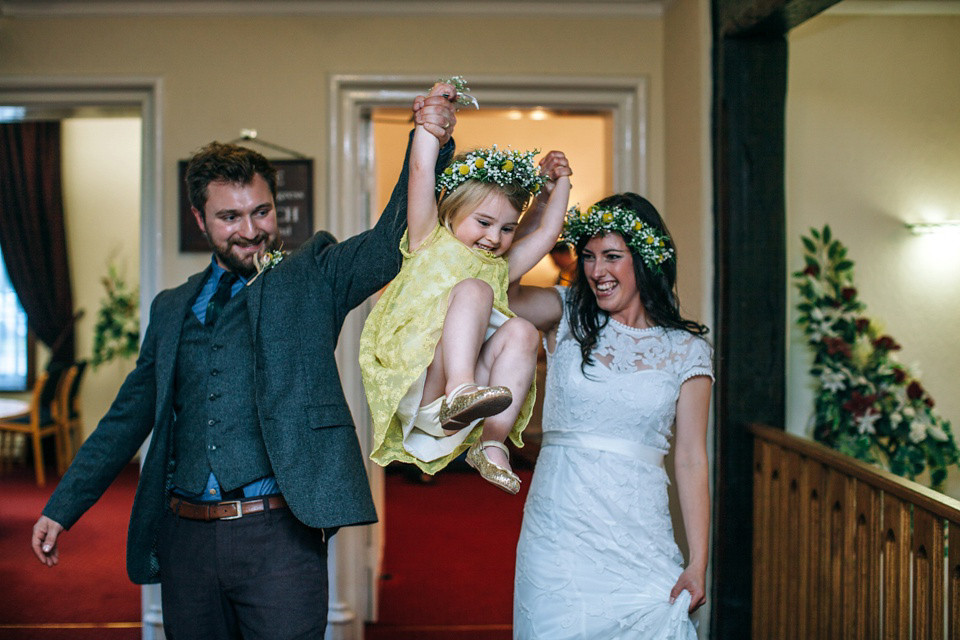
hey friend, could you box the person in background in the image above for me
[548,241,577,285]
[30,92,459,640]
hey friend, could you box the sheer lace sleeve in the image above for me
[678,333,714,383]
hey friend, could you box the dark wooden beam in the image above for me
[719,0,842,36]
[711,29,788,638]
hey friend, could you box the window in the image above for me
[0,248,30,391]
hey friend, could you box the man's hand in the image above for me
[539,150,573,194]
[413,82,458,146]
[32,515,64,567]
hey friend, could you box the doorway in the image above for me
[0,77,163,638]
[327,74,647,633]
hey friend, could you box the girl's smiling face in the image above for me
[451,191,521,256]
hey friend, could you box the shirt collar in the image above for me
[209,255,250,286]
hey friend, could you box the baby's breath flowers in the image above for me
[436,145,547,196]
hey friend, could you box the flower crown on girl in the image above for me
[436,145,548,197]
[561,204,675,272]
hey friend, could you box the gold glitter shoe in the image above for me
[466,440,521,495]
[438,383,513,431]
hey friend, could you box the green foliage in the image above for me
[794,226,959,491]
[91,262,140,368]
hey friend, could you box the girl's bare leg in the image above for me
[421,278,494,405]
[474,317,540,469]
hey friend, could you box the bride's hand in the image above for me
[669,565,706,613]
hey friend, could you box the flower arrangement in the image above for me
[794,225,959,489]
[436,145,547,197]
[561,204,674,273]
[91,262,139,368]
[246,249,285,286]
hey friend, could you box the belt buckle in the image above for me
[219,500,243,520]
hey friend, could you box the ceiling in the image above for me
[0,0,666,18]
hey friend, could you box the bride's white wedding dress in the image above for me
[513,288,713,639]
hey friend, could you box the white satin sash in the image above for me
[541,430,666,467]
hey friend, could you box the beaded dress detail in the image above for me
[514,287,712,639]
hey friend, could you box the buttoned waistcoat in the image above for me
[43,134,454,583]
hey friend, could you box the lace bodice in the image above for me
[542,287,713,452]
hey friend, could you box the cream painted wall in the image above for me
[0,14,667,292]
[665,0,712,331]
[61,117,141,441]
[786,15,960,495]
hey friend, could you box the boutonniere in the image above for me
[246,249,286,286]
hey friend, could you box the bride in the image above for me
[509,191,712,639]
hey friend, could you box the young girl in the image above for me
[359,80,572,494]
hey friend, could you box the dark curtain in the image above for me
[0,122,75,364]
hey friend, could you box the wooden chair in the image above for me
[0,364,69,487]
[55,361,86,473]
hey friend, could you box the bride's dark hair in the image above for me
[566,193,708,370]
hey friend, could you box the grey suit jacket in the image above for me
[44,135,454,584]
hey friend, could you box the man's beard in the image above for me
[209,233,280,278]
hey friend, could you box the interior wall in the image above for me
[664,0,712,330]
[786,14,960,495]
[0,13,667,291]
[60,117,141,440]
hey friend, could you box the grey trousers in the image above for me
[157,499,328,640]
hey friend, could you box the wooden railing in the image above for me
[750,423,960,640]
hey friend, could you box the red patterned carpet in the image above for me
[365,463,532,640]
[0,459,531,639]
[0,462,141,639]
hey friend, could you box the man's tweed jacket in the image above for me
[43,135,454,583]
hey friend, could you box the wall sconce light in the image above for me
[905,220,960,235]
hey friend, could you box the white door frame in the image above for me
[327,73,646,638]
[0,76,164,639]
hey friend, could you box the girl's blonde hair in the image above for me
[438,176,532,232]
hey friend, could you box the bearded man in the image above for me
[30,93,458,639]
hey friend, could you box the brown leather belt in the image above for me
[169,495,287,521]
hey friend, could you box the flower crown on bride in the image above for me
[561,204,674,272]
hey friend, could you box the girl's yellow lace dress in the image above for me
[359,223,534,473]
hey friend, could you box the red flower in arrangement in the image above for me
[823,336,852,359]
[795,225,960,489]
[872,335,901,351]
[907,381,925,401]
[842,391,878,416]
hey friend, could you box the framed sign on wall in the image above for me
[179,158,314,252]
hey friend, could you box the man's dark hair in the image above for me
[185,142,278,214]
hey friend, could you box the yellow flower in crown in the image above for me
[560,203,675,273]
[436,144,547,195]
